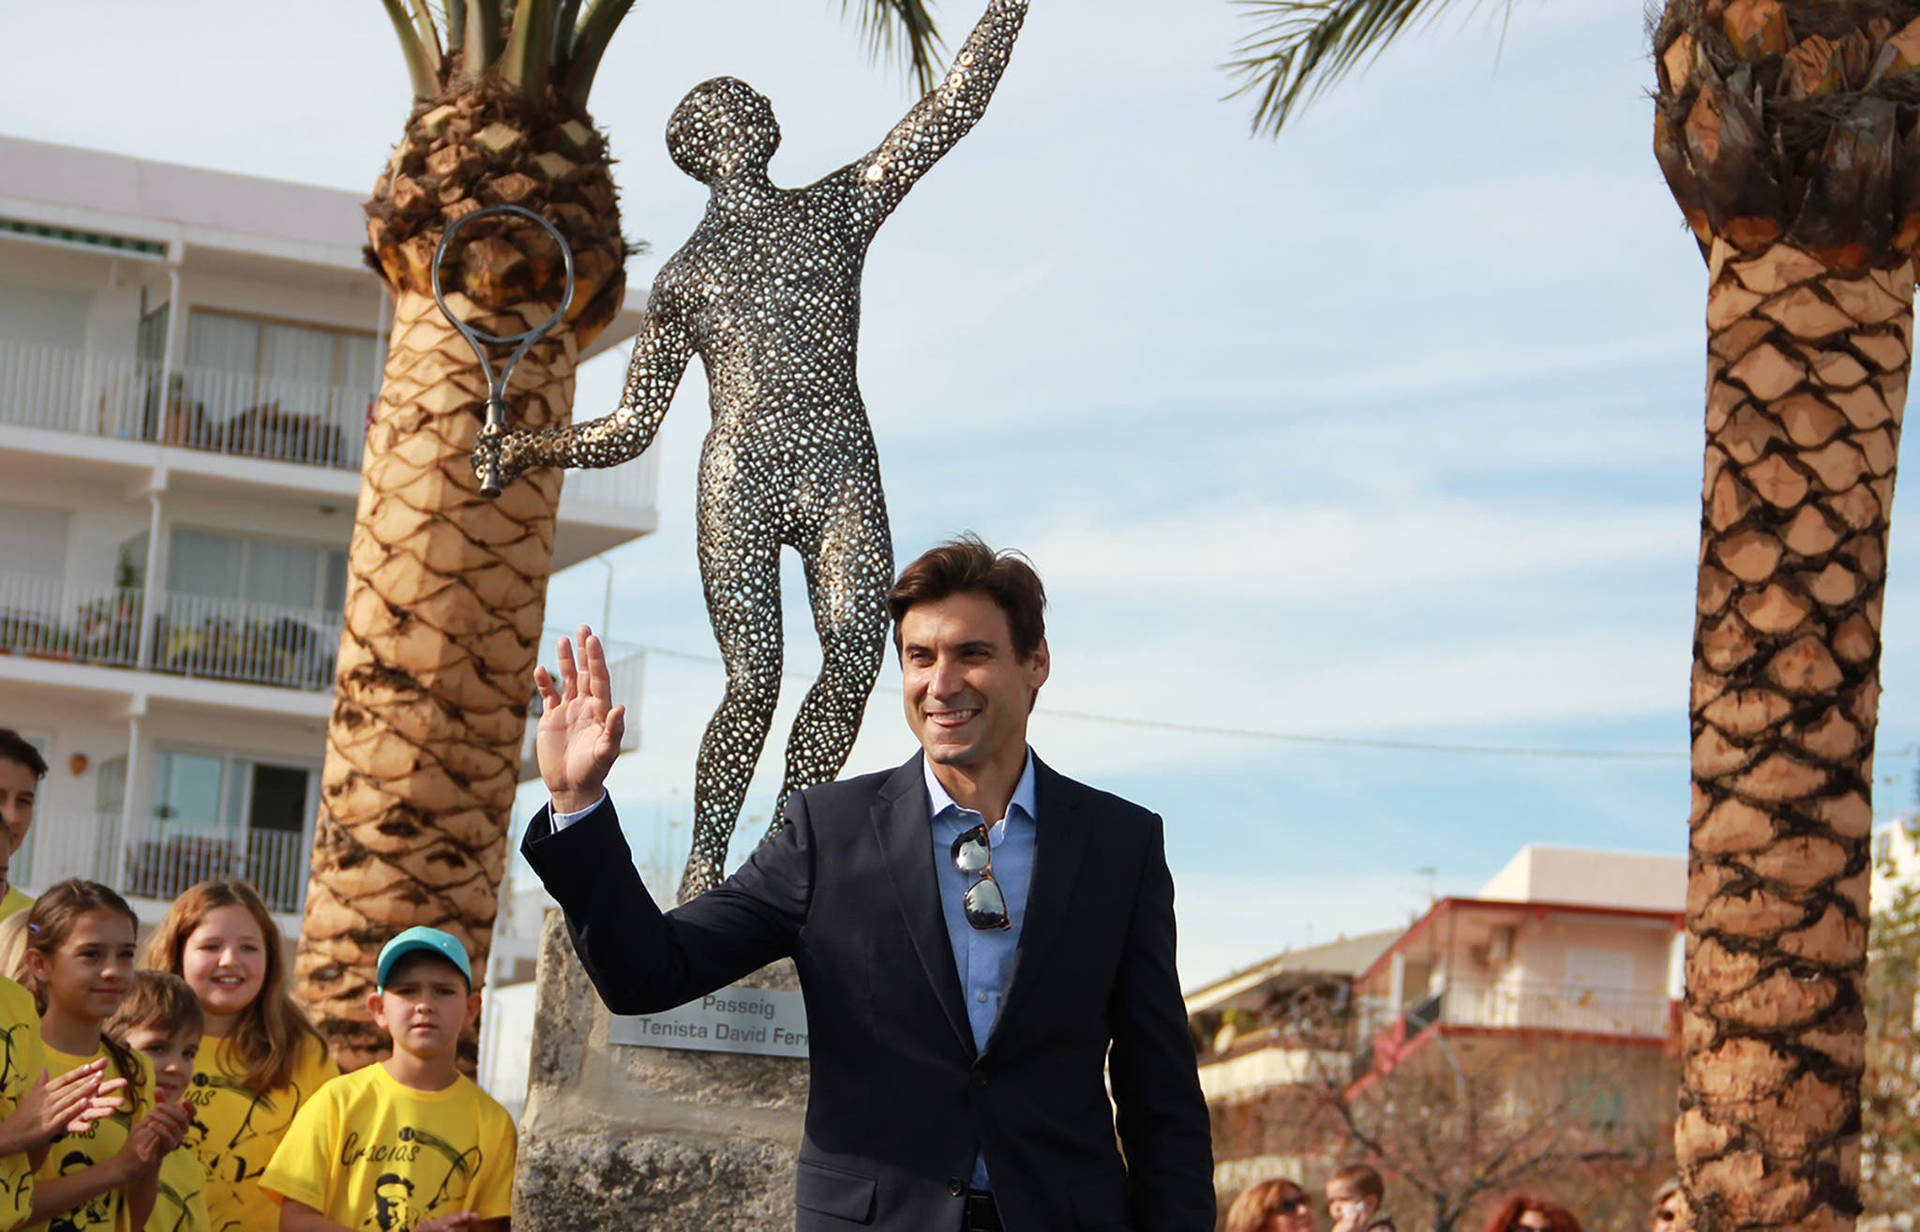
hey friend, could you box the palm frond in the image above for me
[552,0,585,68]
[1225,0,1510,138]
[407,0,445,75]
[378,0,440,99]
[503,0,554,99]
[564,0,637,107]
[842,0,946,96]
[465,0,503,74]
[444,0,466,54]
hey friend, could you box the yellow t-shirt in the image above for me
[260,1063,515,1232]
[27,1042,147,1232]
[183,1034,335,1232]
[0,977,44,1231]
[0,890,33,925]
[145,1150,208,1232]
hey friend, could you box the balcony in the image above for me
[0,571,340,692]
[1356,979,1672,1040]
[1198,1028,1349,1102]
[0,338,658,519]
[25,812,308,917]
[1,337,368,471]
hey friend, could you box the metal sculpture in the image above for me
[430,204,577,497]
[475,0,1031,900]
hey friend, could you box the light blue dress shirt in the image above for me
[924,750,1037,1192]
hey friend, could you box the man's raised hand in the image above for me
[536,626,627,816]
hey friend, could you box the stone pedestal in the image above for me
[512,910,808,1230]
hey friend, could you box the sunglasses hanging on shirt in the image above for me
[951,823,1011,930]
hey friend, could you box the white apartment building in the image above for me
[0,135,656,944]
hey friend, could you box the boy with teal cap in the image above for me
[261,927,515,1232]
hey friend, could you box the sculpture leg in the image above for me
[680,494,784,903]
[766,478,892,839]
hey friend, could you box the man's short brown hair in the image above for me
[888,535,1046,659]
[0,731,46,780]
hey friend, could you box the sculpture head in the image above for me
[667,77,781,185]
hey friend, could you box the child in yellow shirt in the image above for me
[17,881,191,1232]
[0,971,124,1232]
[106,974,211,1232]
[140,879,337,1231]
[262,928,513,1232]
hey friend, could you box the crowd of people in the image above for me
[1226,1168,1685,1232]
[0,727,515,1232]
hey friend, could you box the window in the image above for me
[185,310,376,413]
[165,529,346,613]
[143,749,314,912]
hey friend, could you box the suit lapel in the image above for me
[872,754,975,1058]
[988,756,1095,1049]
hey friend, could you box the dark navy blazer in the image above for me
[521,752,1215,1232]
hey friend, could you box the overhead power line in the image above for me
[566,633,1688,764]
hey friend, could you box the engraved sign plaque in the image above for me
[609,985,810,1058]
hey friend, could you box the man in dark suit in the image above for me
[522,537,1215,1231]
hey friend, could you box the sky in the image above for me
[8,0,1919,989]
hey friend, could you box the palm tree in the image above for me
[1226,1,1917,1227]
[300,0,944,1070]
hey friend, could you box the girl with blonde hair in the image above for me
[140,878,336,1232]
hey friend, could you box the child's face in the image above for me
[181,905,268,1021]
[0,758,35,850]
[123,1023,198,1104]
[1327,1180,1374,1225]
[32,909,136,1024]
[370,955,477,1063]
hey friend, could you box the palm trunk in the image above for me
[296,287,578,1069]
[1678,236,1908,1229]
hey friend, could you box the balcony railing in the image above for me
[1198,1038,1350,1102]
[19,812,123,891]
[561,449,659,515]
[121,826,308,915]
[26,817,308,916]
[1,338,660,514]
[0,571,339,692]
[153,592,340,691]
[0,338,370,470]
[1356,978,1673,1042]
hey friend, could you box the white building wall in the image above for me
[1479,844,1685,913]
[177,271,380,336]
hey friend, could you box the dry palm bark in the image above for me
[1653,1,1920,1226]
[297,75,627,1068]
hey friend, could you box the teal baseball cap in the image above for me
[377,926,473,991]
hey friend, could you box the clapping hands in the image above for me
[122,1097,191,1173]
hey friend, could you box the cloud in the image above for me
[1025,499,1695,607]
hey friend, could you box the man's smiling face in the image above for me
[899,591,1049,776]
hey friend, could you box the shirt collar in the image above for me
[923,749,1037,824]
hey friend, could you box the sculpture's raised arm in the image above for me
[848,0,1029,223]
[474,292,693,491]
